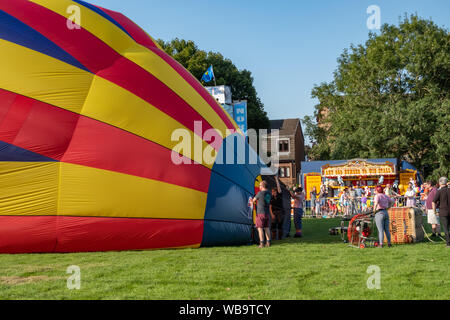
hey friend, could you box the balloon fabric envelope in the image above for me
[0,0,265,253]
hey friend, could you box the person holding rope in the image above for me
[373,185,394,248]
[270,176,284,240]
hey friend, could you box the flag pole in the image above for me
[212,65,217,86]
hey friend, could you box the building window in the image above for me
[278,167,290,178]
[278,139,289,153]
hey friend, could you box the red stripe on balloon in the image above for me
[0,95,35,143]
[0,89,17,123]
[148,46,239,131]
[93,4,159,50]
[0,216,203,253]
[1,0,225,149]
[0,216,57,253]
[62,115,211,193]
[0,89,211,192]
[0,0,115,73]
[0,88,79,160]
[96,57,220,151]
[90,4,239,132]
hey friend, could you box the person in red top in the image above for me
[373,185,395,248]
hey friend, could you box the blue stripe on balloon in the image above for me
[0,10,88,72]
[201,134,269,246]
[201,220,252,247]
[203,170,254,226]
[0,141,57,162]
[71,0,134,40]
[212,133,265,195]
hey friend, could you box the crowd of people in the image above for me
[306,178,444,218]
[374,177,450,248]
[252,176,450,248]
[252,177,304,248]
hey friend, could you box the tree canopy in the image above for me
[303,15,450,181]
[157,38,270,131]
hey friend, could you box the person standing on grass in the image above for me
[342,188,350,216]
[373,185,394,248]
[361,193,368,213]
[354,183,363,212]
[289,187,305,238]
[425,181,441,237]
[348,185,357,215]
[270,176,284,240]
[432,177,450,247]
[310,186,317,217]
[319,184,327,214]
[405,185,416,207]
[384,184,398,197]
[253,180,272,248]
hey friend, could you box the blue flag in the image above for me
[201,65,215,83]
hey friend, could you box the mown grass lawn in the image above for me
[0,218,448,300]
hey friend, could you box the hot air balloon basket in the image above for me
[384,207,424,244]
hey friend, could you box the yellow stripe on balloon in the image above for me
[254,175,262,188]
[0,162,59,216]
[0,40,213,168]
[31,0,237,137]
[58,163,207,220]
[82,76,214,168]
[0,39,92,114]
[125,49,233,137]
[146,32,163,51]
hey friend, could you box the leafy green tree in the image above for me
[304,15,450,180]
[157,38,269,131]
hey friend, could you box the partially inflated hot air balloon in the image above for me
[0,0,266,253]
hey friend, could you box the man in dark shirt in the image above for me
[433,177,450,247]
[270,177,284,240]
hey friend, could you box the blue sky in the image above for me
[92,0,449,124]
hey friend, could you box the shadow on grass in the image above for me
[266,218,346,246]
[267,217,446,247]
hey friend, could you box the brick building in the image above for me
[262,118,306,188]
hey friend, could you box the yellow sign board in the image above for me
[322,160,396,177]
[305,175,322,200]
[399,171,416,195]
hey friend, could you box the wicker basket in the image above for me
[384,207,424,244]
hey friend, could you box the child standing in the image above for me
[289,187,305,237]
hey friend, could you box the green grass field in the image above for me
[0,218,448,300]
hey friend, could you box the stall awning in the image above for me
[321,159,396,178]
